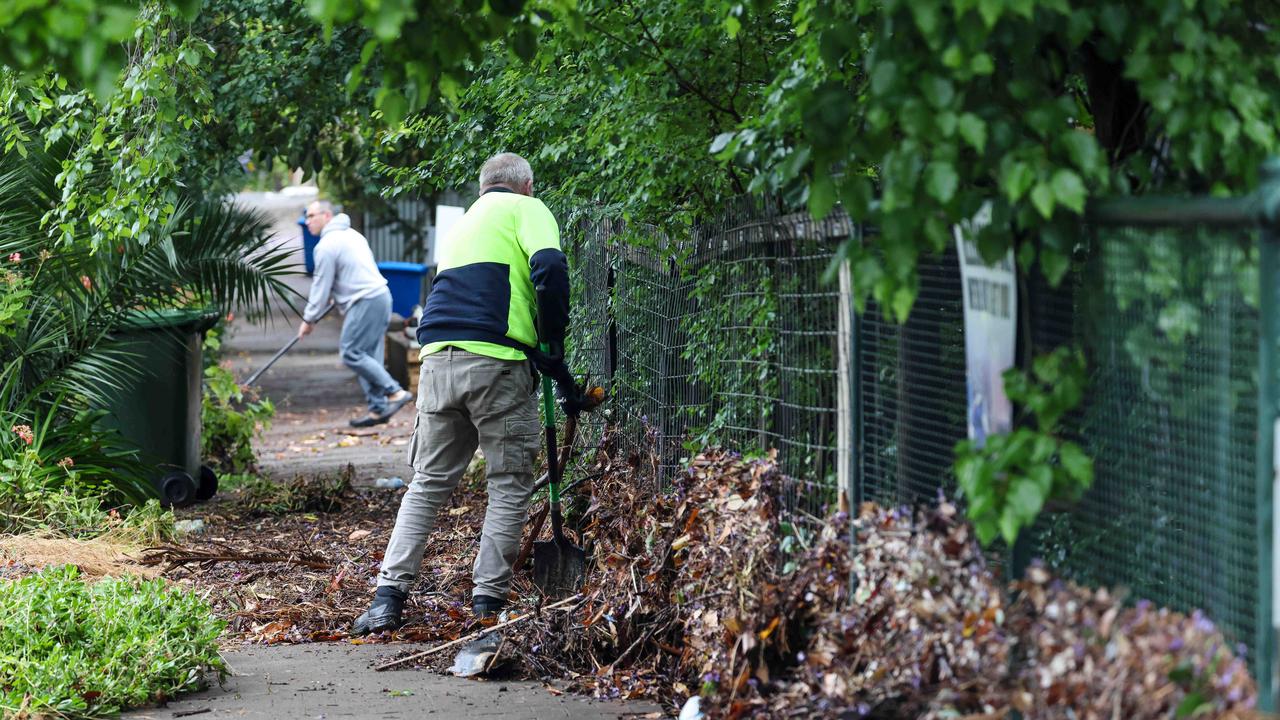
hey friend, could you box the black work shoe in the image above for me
[352,586,407,635]
[349,414,380,428]
[473,594,506,619]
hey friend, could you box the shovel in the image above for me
[451,288,585,679]
[530,285,587,598]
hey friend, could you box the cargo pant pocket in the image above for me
[416,364,437,413]
[406,414,426,472]
[495,417,541,475]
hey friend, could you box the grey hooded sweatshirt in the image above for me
[302,213,388,323]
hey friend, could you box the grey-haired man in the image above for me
[352,153,583,635]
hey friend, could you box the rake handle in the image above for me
[244,300,335,387]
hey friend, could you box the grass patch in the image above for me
[214,472,257,491]
[0,565,225,718]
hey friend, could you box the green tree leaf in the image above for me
[1050,169,1086,213]
[957,113,987,152]
[808,172,836,220]
[919,75,955,109]
[1030,181,1055,218]
[1058,441,1093,486]
[1000,160,1035,203]
[924,161,958,203]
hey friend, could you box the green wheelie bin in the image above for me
[99,308,221,507]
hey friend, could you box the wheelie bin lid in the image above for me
[122,308,221,333]
[377,261,429,274]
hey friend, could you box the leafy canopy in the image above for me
[720,0,1280,319]
[378,0,793,225]
[306,0,580,125]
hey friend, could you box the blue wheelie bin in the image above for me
[299,211,321,275]
[378,261,430,317]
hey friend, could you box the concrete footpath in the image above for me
[123,190,662,720]
[123,644,656,720]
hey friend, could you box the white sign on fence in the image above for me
[955,203,1017,447]
[431,204,466,266]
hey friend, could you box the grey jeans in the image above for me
[340,288,402,414]
[377,348,541,600]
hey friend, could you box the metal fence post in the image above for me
[1256,157,1280,711]
[837,225,863,598]
[837,246,857,514]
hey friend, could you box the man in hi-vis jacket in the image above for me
[353,153,583,634]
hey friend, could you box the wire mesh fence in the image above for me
[562,191,1278,693]
[564,201,853,524]
[853,218,1271,673]
[857,250,968,508]
[1033,224,1263,670]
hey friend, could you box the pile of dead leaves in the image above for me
[1008,564,1257,718]
[498,445,786,704]
[142,428,1259,719]
[754,502,1010,719]
[504,437,1258,720]
[671,451,782,705]
[504,445,1010,716]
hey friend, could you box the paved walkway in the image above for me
[124,191,660,720]
[123,645,655,720]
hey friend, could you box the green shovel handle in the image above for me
[534,286,561,508]
[538,345,560,506]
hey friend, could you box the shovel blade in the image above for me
[531,538,586,598]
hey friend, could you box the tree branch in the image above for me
[630,9,743,122]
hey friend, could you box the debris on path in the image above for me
[158,461,490,647]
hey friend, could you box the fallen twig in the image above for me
[485,637,508,675]
[141,546,333,571]
[375,594,583,671]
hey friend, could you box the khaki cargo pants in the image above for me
[377,348,541,600]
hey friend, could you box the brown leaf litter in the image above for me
[148,466,486,647]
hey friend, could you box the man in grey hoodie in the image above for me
[298,200,414,427]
